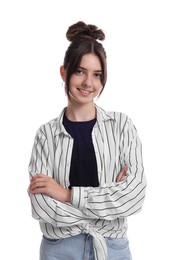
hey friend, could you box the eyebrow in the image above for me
[78,66,102,72]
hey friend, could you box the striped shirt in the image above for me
[28,105,147,260]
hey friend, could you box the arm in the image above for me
[71,118,147,220]
[28,126,89,227]
[29,173,71,202]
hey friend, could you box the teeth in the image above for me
[80,89,90,94]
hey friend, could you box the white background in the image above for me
[0,0,173,259]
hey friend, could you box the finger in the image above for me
[29,181,46,192]
[31,175,48,184]
[31,176,47,183]
[116,165,128,182]
[116,171,124,182]
[30,179,45,189]
[32,174,46,180]
[30,187,46,194]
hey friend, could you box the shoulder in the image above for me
[97,105,129,124]
[35,108,66,137]
[96,106,136,133]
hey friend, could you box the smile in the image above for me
[77,88,93,95]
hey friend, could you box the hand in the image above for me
[116,165,128,182]
[29,174,71,202]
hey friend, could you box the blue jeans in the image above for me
[40,234,132,260]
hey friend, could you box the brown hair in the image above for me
[63,21,107,97]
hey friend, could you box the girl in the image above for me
[28,21,147,260]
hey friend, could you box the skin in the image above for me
[29,53,127,202]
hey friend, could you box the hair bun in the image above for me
[66,21,105,42]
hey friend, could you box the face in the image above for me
[61,53,103,106]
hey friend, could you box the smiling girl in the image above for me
[28,21,147,260]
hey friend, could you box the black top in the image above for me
[63,114,99,188]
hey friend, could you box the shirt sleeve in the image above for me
[28,125,90,227]
[71,117,147,220]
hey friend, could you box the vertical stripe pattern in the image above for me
[28,105,147,260]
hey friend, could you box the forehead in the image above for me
[79,53,102,70]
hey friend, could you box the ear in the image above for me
[60,66,66,81]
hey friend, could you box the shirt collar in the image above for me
[95,104,115,124]
[52,105,114,136]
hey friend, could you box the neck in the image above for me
[65,102,96,121]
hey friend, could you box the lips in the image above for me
[77,88,93,96]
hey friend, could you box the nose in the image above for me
[83,74,92,88]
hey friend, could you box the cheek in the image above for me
[97,83,103,92]
[69,77,82,89]
[69,75,77,86]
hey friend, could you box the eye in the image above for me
[94,72,102,79]
[75,68,84,75]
